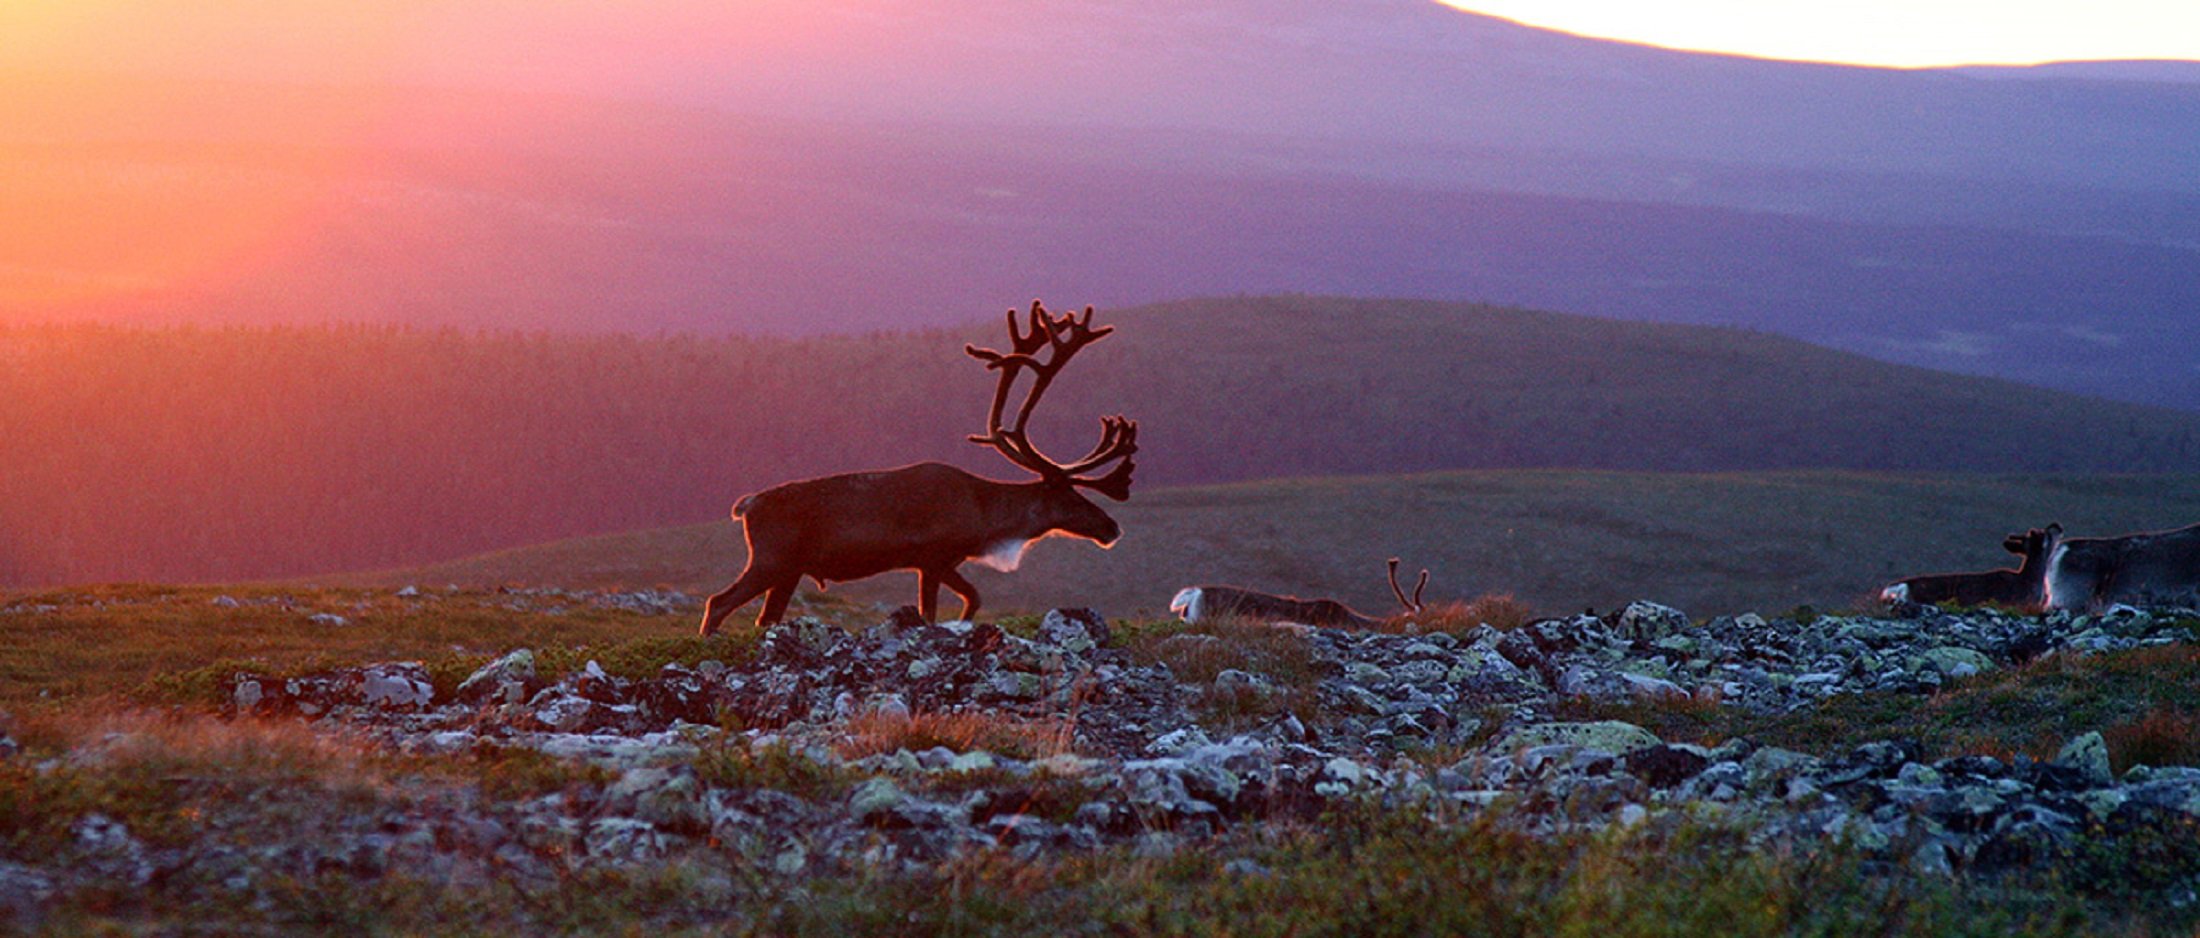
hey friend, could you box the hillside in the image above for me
[349,469,2200,620]
[9,297,2200,589]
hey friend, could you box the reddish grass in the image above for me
[2105,707,2200,772]
[1375,593,1536,636]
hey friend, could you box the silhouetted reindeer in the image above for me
[1169,558,1429,628]
[2044,521,2200,612]
[1880,524,2061,610]
[699,301,1138,634]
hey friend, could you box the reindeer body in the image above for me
[700,302,1137,634]
[1169,586,1378,628]
[1881,525,2059,610]
[2044,522,2200,612]
[1169,560,1425,629]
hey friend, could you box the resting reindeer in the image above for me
[2044,521,2200,612]
[1879,524,2061,610]
[699,301,1138,635]
[1169,558,1429,628]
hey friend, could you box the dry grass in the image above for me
[0,584,735,705]
[1120,618,1323,688]
[1116,618,1328,730]
[2105,707,2200,772]
[1372,593,1538,636]
[17,707,377,783]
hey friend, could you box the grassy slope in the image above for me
[342,469,2200,621]
[10,296,2200,589]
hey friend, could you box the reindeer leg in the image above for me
[758,575,801,627]
[917,569,943,623]
[700,569,773,637]
[939,568,982,622]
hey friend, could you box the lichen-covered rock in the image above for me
[360,664,435,709]
[0,860,55,920]
[584,818,673,863]
[170,598,2200,903]
[455,649,537,705]
[1038,607,1110,653]
[2055,731,2113,786]
[1493,722,1662,756]
[1613,601,1690,643]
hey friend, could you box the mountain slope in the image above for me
[6,296,2199,587]
[8,88,2197,409]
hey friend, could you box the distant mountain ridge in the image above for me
[1955,60,2200,85]
[5,2,2200,411]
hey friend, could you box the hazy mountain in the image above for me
[5,2,2198,410]
[1956,60,2200,85]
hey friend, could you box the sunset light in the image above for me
[1441,0,2200,67]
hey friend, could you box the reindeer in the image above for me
[1169,558,1429,628]
[1879,524,2061,610]
[698,301,1137,635]
[2043,521,2200,612]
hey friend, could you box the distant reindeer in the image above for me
[2043,521,2200,612]
[699,301,1138,635]
[1880,524,2061,610]
[1168,558,1428,628]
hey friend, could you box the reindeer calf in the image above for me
[1881,525,2060,610]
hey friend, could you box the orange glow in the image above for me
[0,3,432,315]
[0,1,836,319]
[1440,1,2200,68]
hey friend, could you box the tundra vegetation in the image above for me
[5,582,2200,934]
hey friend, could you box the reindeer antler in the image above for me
[1388,557,1429,615]
[966,300,1139,499]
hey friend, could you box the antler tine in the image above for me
[965,301,1060,463]
[1057,416,1138,477]
[966,300,1133,487]
[1006,305,1112,437]
[1389,558,1429,614]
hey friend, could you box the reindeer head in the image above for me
[2004,523,2064,562]
[966,301,1139,544]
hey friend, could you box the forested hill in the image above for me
[4,295,2196,587]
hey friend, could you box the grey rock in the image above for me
[849,777,910,823]
[1493,721,1662,756]
[2054,731,2114,786]
[1038,608,1110,653]
[584,818,672,863]
[607,767,707,832]
[1146,726,1213,757]
[361,664,434,709]
[1615,601,1689,642]
[456,649,537,705]
[0,860,54,917]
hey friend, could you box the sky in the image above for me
[1443,1,2200,67]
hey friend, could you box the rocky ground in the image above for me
[6,595,2200,930]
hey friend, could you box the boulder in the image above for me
[1493,721,1662,756]
[455,649,538,705]
[1613,601,1690,643]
